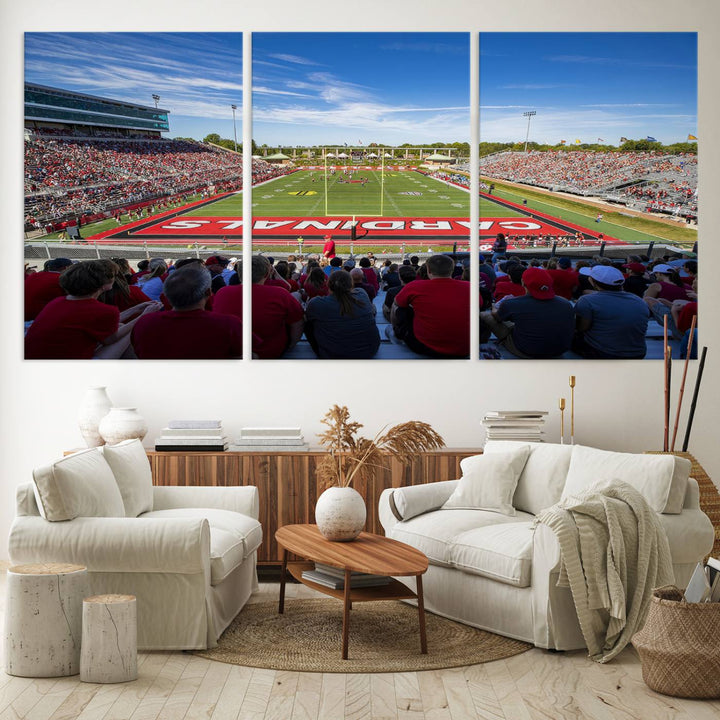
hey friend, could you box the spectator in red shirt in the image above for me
[213,255,304,359]
[392,254,470,358]
[98,260,151,312]
[547,257,579,300]
[493,263,526,301]
[358,257,380,292]
[25,260,161,359]
[322,235,336,260]
[302,268,330,301]
[132,265,243,359]
[24,257,73,321]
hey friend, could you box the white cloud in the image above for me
[268,53,320,66]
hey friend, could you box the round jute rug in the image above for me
[193,599,531,673]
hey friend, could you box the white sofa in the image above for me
[8,440,262,651]
[379,442,714,651]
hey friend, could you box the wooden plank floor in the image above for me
[1,565,719,719]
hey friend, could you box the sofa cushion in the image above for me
[141,508,263,570]
[562,445,691,514]
[450,522,535,587]
[484,441,572,515]
[207,528,248,585]
[32,448,125,521]
[389,508,535,567]
[101,439,154,517]
[442,446,530,516]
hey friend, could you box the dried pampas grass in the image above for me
[317,405,444,490]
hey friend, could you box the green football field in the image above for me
[184,169,471,218]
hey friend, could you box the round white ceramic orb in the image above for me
[314,486,366,541]
[98,408,148,446]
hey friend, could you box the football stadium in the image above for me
[23,31,698,361]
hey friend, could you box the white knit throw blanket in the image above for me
[535,480,674,663]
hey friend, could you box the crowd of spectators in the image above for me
[24,133,287,229]
[24,244,697,361]
[477,241,698,359]
[479,150,697,197]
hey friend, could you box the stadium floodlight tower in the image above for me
[231,105,238,153]
[523,110,537,153]
[152,94,160,108]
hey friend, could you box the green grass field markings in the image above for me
[491,188,676,245]
[483,179,695,246]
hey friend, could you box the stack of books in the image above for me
[301,563,391,590]
[155,420,228,451]
[482,410,548,443]
[230,427,309,452]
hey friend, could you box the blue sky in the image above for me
[480,33,697,146]
[24,32,696,147]
[252,33,470,146]
[24,33,243,140]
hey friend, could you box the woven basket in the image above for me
[632,585,720,698]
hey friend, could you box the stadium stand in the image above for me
[24,135,286,230]
[23,83,288,232]
[479,150,697,218]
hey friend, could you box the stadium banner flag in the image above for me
[598,138,604,142]
[647,136,657,142]
[575,139,581,144]
[560,139,566,145]
[688,134,698,141]
[620,137,629,143]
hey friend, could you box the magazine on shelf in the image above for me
[301,567,391,590]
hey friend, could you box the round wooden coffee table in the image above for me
[275,524,429,660]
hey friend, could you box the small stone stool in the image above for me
[80,594,138,684]
[4,563,87,677]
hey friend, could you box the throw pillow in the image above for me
[442,446,531,515]
[32,448,125,521]
[483,441,573,515]
[101,439,154,517]
[562,445,691,514]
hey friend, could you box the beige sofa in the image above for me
[379,442,714,651]
[8,440,261,650]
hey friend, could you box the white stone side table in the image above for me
[80,594,138,683]
[4,563,88,677]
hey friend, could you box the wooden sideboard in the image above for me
[147,449,480,565]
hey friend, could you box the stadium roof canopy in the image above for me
[265,152,291,160]
[24,83,170,136]
[425,153,453,161]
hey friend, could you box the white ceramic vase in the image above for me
[77,386,113,447]
[98,408,148,446]
[315,486,367,542]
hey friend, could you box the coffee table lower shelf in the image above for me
[281,561,427,659]
[287,562,419,602]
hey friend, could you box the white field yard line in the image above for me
[371,169,404,217]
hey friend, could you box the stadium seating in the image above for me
[24,135,285,227]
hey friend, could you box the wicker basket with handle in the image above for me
[632,585,720,698]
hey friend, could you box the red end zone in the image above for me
[90,215,626,247]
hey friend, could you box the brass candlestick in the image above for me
[569,376,576,445]
[559,397,566,444]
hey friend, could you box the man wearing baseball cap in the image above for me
[322,235,336,260]
[480,267,574,358]
[622,262,650,298]
[573,265,650,359]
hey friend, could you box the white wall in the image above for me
[2,0,719,560]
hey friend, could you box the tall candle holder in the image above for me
[559,397,566,444]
